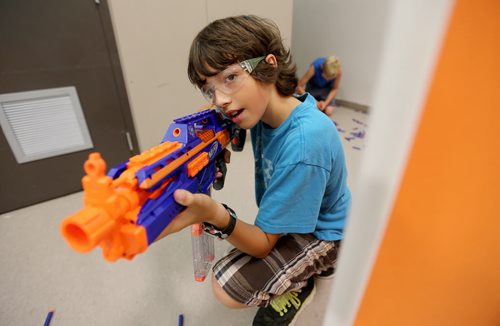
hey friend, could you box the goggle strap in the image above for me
[241,56,266,73]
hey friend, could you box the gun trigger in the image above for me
[213,156,227,190]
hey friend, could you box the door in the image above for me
[0,0,138,213]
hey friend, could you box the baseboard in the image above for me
[336,99,370,113]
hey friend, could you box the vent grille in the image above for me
[0,87,93,163]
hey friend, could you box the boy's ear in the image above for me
[265,54,278,67]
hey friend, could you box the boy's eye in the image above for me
[225,74,237,83]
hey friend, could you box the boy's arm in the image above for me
[224,213,281,259]
[296,65,315,94]
[157,189,281,258]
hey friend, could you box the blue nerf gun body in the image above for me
[60,109,240,262]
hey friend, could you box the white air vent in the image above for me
[0,87,93,163]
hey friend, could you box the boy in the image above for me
[296,56,342,117]
[158,15,351,325]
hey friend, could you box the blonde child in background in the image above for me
[296,56,342,116]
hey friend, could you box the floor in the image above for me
[0,106,368,326]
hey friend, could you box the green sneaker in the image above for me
[252,278,316,326]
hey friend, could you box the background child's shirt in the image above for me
[250,93,351,240]
[310,57,334,89]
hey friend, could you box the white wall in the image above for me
[292,0,392,107]
[108,0,293,151]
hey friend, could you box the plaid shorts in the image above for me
[212,234,341,307]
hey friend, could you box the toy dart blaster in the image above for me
[60,109,244,262]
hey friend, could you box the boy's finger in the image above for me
[223,148,231,163]
[174,190,211,210]
[174,189,193,206]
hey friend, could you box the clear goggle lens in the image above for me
[200,56,265,103]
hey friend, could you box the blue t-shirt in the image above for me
[250,93,351,240]
[310,57,334,89]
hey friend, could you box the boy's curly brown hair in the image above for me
[188,15,297,96]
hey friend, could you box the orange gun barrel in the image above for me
[61,207,116,253]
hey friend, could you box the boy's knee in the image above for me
[324,105,335,116]
[211,273,248,309]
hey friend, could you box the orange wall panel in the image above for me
[355,0,500,325]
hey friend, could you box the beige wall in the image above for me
[108,0,293,151]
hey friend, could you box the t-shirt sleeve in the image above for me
[254,162,328,234]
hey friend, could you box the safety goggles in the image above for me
[200,56,266,104]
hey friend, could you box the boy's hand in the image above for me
[317,100,326,111]
[157,190,213,237]
[155,189,226,241]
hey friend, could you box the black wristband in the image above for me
[202,203,237,240]
[219,203,237,237]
